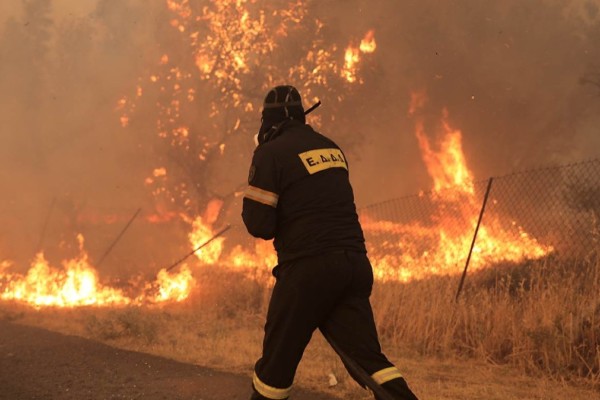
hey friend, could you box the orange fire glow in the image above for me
[144,265,195,303]
[360,94,553,281]
[0,3,553,311]
[0,234,195,308]
[188,216,225,265]
[227,240,277,281]
[341,30,377,84]
[114,0,380,241]
[118,1,376,137]
[360,30,377,53]
[415,109,475,197]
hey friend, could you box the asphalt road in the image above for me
[0,321,337,400]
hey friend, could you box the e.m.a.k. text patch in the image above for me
[298,148,348,175]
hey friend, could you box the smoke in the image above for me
[0,0,599,272]
[326,0,600,204]
[0,1,180,272]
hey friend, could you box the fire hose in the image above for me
[321,330,396,400]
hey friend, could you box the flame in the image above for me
[359,30,377,53]
[237,240,277,269]
[227,241,277,280]
[188,216,225,264]
[204,199,223,224]
[1,2,552,311]
[415,109,474,197]
[360,93,553,281]
[145,265,195,303]
[119,1,377,149]
[342,47,361,83]
[0,234,196,308]
[0,235,130,307]
[187,217,276,280]
[116,1,378,220]
[341,30,377,83]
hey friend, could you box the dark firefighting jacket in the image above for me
[242,119,366,264]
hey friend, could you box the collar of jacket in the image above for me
[265,118,304,142]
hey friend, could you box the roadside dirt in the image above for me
[0,321,336,400]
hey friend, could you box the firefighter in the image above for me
[242,85,419,400]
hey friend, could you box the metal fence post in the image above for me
[455,177,494,302]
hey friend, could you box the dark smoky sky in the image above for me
[0,0,599,271]
[322,0,600,204]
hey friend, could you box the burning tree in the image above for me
[0,0,378,309]
[118,0,377,228]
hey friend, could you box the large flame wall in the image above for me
[1,0,599,308]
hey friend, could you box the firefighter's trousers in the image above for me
[251,251,419,400]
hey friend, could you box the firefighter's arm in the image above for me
[242,149,279,240]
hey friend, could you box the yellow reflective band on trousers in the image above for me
[253,372,292,399]
[245,185,279,208]
[371,366,403,385]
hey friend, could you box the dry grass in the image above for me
[1,256,599,399]
[372,256,600,384]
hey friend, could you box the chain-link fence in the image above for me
[358,158,600,277]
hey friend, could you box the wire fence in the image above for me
[358,158,600,276]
